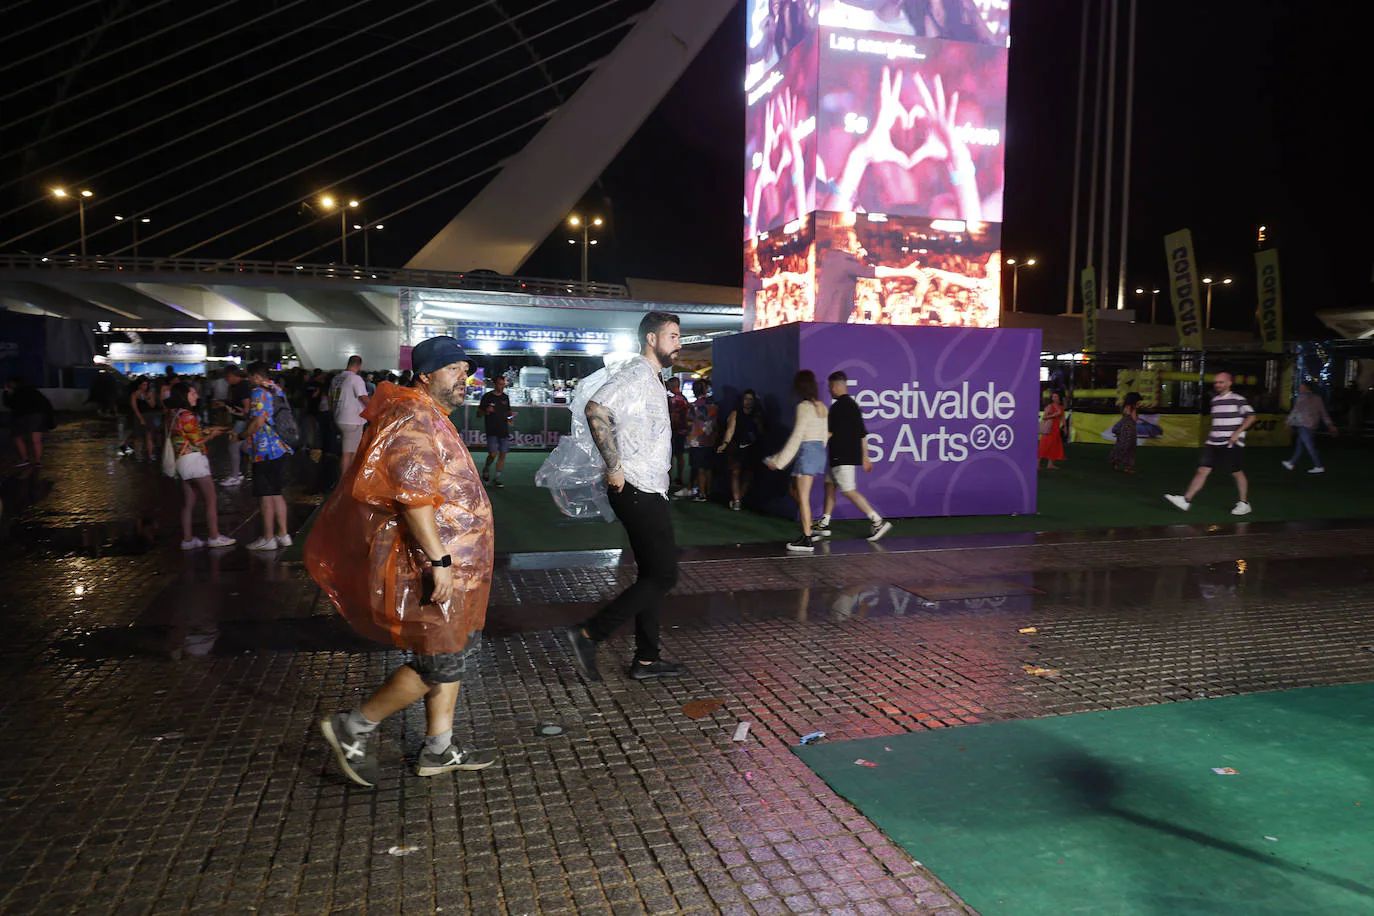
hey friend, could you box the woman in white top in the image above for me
[764,370,829,552]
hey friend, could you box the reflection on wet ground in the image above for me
[8,518,162,557]
[50,614,381,661]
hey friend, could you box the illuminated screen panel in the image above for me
[818,0,1010,47]
[744,216,816,331]
[816,32,1006,221]
[814,211,1000,327]
[746,0,820,93]
[744,34,819,240]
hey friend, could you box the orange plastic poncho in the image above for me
[305,382,493,655]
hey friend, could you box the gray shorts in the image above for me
[406,633,482,685]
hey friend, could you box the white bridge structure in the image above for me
[0,0,739,369]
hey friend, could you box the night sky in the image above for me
[4,1,1372,339]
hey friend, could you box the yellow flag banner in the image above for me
[1163,229,1203,349]
[1255,248,1283,352]
[1081,266,1097,353]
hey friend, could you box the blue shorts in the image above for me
[486,435,510,453]
[792,440,826,477]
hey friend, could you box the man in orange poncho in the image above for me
[308,336,496,788]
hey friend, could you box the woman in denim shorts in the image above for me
[764,370,830,552]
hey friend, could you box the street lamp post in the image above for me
[567,214,603,286]
[1202,276,1233,329]
[1133,286,1162,324]
[52,187,94,257]
[352,221,385,269]
[318,195,359,264]
[1005,257,1037,312]
[114,214,152,259]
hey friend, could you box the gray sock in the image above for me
[346,708,379,735]
[424,730,453,755]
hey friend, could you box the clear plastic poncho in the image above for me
[535,353,640,522]
[305,382,493,655]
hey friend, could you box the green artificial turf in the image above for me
[481,443,1374,553]
[795,684,1374,915]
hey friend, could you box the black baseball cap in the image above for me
[411,336,468,375]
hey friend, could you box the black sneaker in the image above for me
[868,519,893,542]
[494,480,505,488]
[320,713,380,788]
[787,535,816,553]
[564,626,602,681]
[813,519,832,537]
[626,659,683,680]
[416,744,498,776]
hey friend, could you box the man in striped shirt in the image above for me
[1166,371,1257,516]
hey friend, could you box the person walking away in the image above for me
[219,365,253,487]
[815,370,892,541]
[128,378,156,461]
[716,389,765,510]
[564,312,684,683]
[1282,381,1338,473]
[302,369,324,451]
[242,363,295,550]
[763,370,829,552]
[165,382,236,550]
[3,376,53,467]
[666,378,690,493]
[1109,392,1141,473]
[478,374,514,487]
[334,355,370,479]
[685,379,718,502]
[309,336,496,786]
[1165,370,1256,515]
[1038,390,1066,469]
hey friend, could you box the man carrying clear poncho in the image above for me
[308,336,497,788]
[539,312,686,684]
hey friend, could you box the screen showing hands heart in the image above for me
[744,0,1010,332]
[815,32,1006,221]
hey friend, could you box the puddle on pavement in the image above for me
[51,614,384,661]
[485,584,1034,636]
[5,519,161,557]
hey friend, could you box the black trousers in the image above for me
[584,482,678,661]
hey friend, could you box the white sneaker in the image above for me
[276,533,293,547]
[1281,460,1295,471]
[1164,494,1191,511]
[220,475,243,486]
[246,536,279,551]
[205,535,237,549]
[1231,501,1252,516]
[1308,467,1325,475]
[867,519,893,542]
[180,537,205,550]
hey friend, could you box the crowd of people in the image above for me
[101,359,435,551]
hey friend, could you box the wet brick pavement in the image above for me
[3,420,1374,914]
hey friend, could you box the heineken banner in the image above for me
[1164,229,1203,349]
[1080,266,1098,353]
[1255,248,1283,352]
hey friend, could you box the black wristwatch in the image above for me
[427,554,452,568]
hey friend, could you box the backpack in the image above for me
[269,389,300,447]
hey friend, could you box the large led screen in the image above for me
[746,0,820,93]
[744,34,819,239]
[816,32,1006,221]
[745,217,816,331]
[815,211,1000,327]
[818,0,1010,47]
